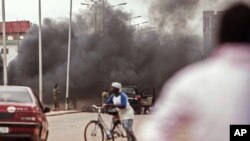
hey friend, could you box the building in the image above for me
[0,20,32,41]
[203,11,223,56]
[0,21,32,66]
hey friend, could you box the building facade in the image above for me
[0,20,32,40]
[0,21,31,66]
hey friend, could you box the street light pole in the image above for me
[17,20,20,54]
[81,0,99,34]
[66,0,73,110]
[82,0,126,34]
[101,2,127,35]
[105,2,127,9]
[138,21,149,30]
[140,26,157,32]
[38,0,43,103]
[1,0,7,85]
[127,16,141,30]
[89,0,99,33]
[131,21,148,31]
[81,2,98,33]
[94,2,97,33]
[102,0,105,35]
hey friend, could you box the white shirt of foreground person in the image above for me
[140,44,250,141]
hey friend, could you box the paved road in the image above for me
[47,112,150,141]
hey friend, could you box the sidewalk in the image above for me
[46,110,83,117]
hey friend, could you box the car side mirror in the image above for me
[44,107,51,113]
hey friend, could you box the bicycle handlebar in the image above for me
[92,105,103,113]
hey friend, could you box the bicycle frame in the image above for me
[91,105,126,138]
[97,112,111,136]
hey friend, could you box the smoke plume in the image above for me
[8,1,204,108]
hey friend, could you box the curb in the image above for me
[46,110,83,117]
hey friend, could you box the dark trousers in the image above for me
[53,99,59,110]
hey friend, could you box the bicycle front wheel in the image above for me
[84,121,104,141]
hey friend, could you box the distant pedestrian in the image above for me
[53,83,60,111]
[101,89,109,105]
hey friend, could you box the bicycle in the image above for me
[84,105,127,141]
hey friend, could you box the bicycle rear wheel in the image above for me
[84,121,104,141]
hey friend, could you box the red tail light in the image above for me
[135,95,141,100]
[14,107,38,121]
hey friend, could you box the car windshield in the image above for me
[122,88,136,95]
[0,89,33,103]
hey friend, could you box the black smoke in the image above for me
[147,0,202,89]
[150,0,200,31]
[8,1,202,108]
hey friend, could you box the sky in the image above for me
[2,0,249,35]
[0,0,149,24]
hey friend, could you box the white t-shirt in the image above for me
[107,92,134,120]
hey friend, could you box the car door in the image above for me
[140,88,155,107]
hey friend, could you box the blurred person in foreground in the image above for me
[139,3,250,141]
[104,82,137,141]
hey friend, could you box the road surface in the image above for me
[47,112,150,141]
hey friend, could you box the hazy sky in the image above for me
[0,0,149,24]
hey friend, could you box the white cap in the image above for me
[111,82,122,92]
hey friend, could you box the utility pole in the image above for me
[127,16,141,30]
[17,20,20,54]
[66,0,73,110]
[100,1,127,35]
[131,21,148,31]
[1,0,8,85]
[102,0,105,35]
[38,0,43,103]
[94,2,97,33]
[82,0,115,34]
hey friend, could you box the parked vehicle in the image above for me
[121,86,155,114]
[140,88,155,114]
[0,86,50,141]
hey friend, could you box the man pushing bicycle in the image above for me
[103,82,137,141]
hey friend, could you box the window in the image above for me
[7,36,14,40]
[0,90,33,103]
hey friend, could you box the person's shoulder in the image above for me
[120,92,128,97]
